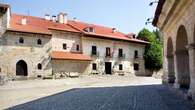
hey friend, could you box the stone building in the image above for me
[153,0,195,99]
[0,4,147,79]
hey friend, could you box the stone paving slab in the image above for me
[7,85,194,110]
[0,75,193,110]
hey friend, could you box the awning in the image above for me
[50,51,92,61]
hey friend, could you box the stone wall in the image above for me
[156,0,195,99]
[0,32,52,78]
[52,60,91,75]
[0,7,10,37]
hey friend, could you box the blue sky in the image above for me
[1,0,157,34]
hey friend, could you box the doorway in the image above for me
[105,62,112,75]
[16,60,28,76]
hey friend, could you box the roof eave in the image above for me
[6,29,52,36]
[84,33,148,45]
[152,0,166,27]
[51,58,92,61]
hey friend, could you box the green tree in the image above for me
[137,28,163,71]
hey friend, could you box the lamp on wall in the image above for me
[149,1,159,6]
[145,17,153,25]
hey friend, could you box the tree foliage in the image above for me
[137,28,163,71]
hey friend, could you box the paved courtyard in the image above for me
[0,75,194,110]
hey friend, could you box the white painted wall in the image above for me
[51,31,82,53]
[82,36,145,75]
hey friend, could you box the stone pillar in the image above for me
[162,55,169,84]
[187,43,195,99]
[166,54,175,83]
[174,49,190,88]
[173,52,180,88]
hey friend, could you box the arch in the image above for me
[37,63,42,70]
[176,25,190,89]
[167,37,175,83]
[37,39,42,45]
[16,60,28,76]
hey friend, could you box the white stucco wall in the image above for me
[51,31,82,53]
[82,36,145,75]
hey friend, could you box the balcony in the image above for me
[105,53,112,58]
[118,54,125,59]
[91,51,99,57]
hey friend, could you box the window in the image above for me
[134,63,139,71]
[132,35,136,38]
[19,37,24,44]
[76,44,80,51]
[63,43,67,50]
[92,63,97,70]
[118,49,123,57]
[92,46,97,55]
[84,27,94,33]
[37,39,42,45]
[37,63,42,70]
[134,50,138,58]
[89,27,94,32]
[106,47,111,56]
[119,64,123,70]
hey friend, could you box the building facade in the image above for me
[153,0,195,99]
[0,4,147,79]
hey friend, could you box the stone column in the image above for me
[166,54,175,83]
[162,55,169,84]
[173,51,180,88]
[187,43,195,99]
[174,49,190,88]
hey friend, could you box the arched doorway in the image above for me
[167,37,175,83]
[176,25,190,89]
[16,60,28,76]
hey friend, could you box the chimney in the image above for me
[64,13,68,24]
[21,17,27,25]
[45,14,50,20]
[112,28,117,33]
[52,15,56,22]
[58,12,68,24]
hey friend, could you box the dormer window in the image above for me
[84,27,95,33]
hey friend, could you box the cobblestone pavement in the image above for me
[3,76,193,110]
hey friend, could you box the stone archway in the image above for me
[167,37,175,83]
[176,25,190,89]
[16,60,28,76]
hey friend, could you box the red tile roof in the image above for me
[8,14,80,35]
[8,14,148,44]
[68,20,148,44]
[50,51,92,61]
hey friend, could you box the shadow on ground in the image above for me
[7,84,194,110]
